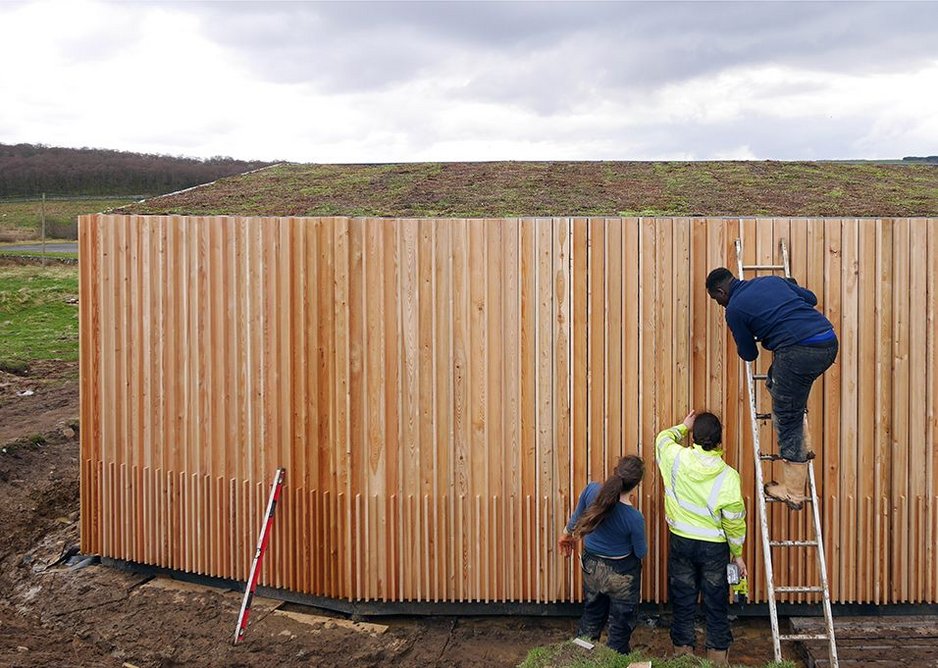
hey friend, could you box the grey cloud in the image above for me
[594,113,896,161]
[181,1,938,117]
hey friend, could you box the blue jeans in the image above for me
[577,552,642,654]
[766,339,838,462]
[668,532,732,651]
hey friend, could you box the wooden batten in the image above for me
[79,215,938,606]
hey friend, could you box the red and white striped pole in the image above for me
[233,467,286,645]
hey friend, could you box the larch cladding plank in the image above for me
[79,215,938,606]
[332,217,352,599]
[622,217,640,597]
[672,218,690,426]
[567,218,588,600]
[821,218,843,601]
[720,219,745,584]
[420,220,439,601]
[656,217,675,596]
[535,218,553,603]
[316,219,334,500]
[622,218,640,461]
[487,218,505,601]
[738,217,761,600]
[908,218,927,603]
[78,215,97,553]
[841,218,859,602]
[468,217,488,602]
[501,218,522,601]
[928,219,938,602]
[605,217,623,474]
[571,218,589,492]
[690,218,708,412]
[857,219,876,602]
[587,217,605,482]
[892,218,911,602]
[637,217,659,602]
[552,217,570,602]
[804,217,827,600]
[434,221,455,600]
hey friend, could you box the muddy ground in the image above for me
[0,361,803,667]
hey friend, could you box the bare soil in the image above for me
[0,363,804,667]
[0,360,79,444]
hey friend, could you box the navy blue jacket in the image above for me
[725,276,834,361]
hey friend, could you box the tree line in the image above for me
[0,143,277,198]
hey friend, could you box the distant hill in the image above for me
[902,156,938,164]
[116,160,938,218]
[0,143,277,198]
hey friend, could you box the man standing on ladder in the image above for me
[656,411,747,666]
[705,267,838,509]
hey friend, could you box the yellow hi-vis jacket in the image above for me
[655,423,747,557]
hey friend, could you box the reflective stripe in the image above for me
[656,427,681,454]
[670,454,680,498]
[727,534,745,547]
[722,508,746,520]
[707,467,730,518]
[665,487,714,520]
[667,517,726,539]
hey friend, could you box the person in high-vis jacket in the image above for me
[656,410,747,667]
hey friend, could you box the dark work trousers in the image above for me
[668,532,732,651]
[766,339,838,462]
[577,552,642,654]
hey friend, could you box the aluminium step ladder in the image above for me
[734,238,838,667]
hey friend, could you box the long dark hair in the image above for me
[572,455,644,538]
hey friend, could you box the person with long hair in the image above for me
[558,455,646,655]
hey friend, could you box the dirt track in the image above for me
[0,362,800,667]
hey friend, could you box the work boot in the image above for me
[764,460,809,510]
[706,647,729,666]
[672,644,694,657]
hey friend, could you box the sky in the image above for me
[1,0,937,163]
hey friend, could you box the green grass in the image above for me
[518,641,797,668]
[0,196,140,241]
[0,248,78,260]
[0,264,79,366]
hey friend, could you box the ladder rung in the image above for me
[779,633,829,642]
[742,263,786,271]
[775,586,824,593]
[755,412,772,420]
[753,373,769,380]
[759,453,782,461]
[769,540,819,547]
[765,496,813,504]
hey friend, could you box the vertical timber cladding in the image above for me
[78,214,938,606]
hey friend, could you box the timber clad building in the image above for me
[79,166,938,609]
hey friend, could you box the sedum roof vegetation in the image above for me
[115,160,938,218]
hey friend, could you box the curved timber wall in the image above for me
[78,214,938,606]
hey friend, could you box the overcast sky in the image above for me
[2,1,936,163]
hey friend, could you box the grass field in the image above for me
[519,642,796,668]
[0,263,79,369]
[0,196,140,241]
